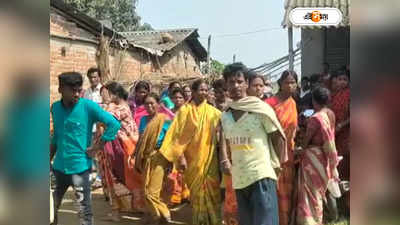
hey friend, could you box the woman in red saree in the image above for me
[96,82,145,221]
[329,69,350,214]
[265,70,298,225]
[296,87,340,225]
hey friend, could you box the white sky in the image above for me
[137,0,302,74]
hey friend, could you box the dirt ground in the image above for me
[56,188,349,225]
[57,188,192,225]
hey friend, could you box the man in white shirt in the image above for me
[263,78,274,99]
[299,76,310,98]
[83,67,102,104]
[82,67,103,187]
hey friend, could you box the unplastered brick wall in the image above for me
[50,37,154,104]
[50,38,97,103]
[50,8,203,104]
[50,8,96,40]
[50,8,148,104]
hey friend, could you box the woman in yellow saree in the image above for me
[159,79,222,225]
[133,93,173,225]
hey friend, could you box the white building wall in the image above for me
[301,29,325,77]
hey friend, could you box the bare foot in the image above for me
[101,212,121,222]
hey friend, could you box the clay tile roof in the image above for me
[120,28,207,61]
[51,0,124,39]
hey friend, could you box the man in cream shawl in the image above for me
[219,63,287,225]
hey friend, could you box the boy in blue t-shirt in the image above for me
[50,72,120,225]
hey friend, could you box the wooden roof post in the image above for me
[207,35,211,75]
[288,26,294,71]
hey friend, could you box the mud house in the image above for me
[50,0,207,103]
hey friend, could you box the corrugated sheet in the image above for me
[282,0,350,28]
[120,29,207,61]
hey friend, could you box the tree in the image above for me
[136,22,154,31]
[201,59,225,75]
[211,59,225,75]
[64,0,149,32]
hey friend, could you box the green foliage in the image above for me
[201,59,225,76]
[211,59,225,75]
[63,0,149,32]
[136,22,154,31]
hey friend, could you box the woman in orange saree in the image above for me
[159,79,222,225]
[96,82,144,221]
[165,88,190,207]
[296,87,339,225]
[265,71,298,225]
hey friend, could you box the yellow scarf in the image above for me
[228,96,288,169]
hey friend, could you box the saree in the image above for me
[266,96,298,225]
[330,88,350,181]
[165,168,190,205]
[330,88,350,212]
[222,174,239,225]
[220,118,238,225]
[165,110,190,206]
[97,102,145,212]
[159,101,222,225]
[134,105,174,129]
[136,113,171,220]
[297,111,339,225]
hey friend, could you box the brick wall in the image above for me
[50,7,203,104]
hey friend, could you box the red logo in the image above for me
[311,11,321,22]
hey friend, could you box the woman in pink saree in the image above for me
[127,81,151,125]
[128,80,174,128]
[296,87,340,225]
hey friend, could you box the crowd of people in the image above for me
[50,62,350,225]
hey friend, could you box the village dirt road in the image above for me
[57,188,192,225]
[56,188,350,225]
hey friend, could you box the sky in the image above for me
[137,0,301,73]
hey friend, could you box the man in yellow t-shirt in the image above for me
[219,63,286,225]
